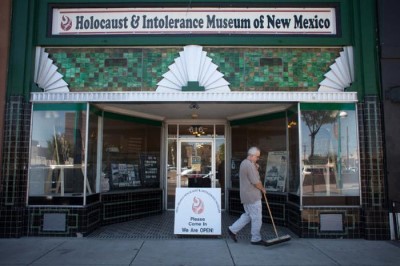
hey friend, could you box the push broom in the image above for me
[263,192,291,246]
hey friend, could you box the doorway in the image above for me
[178,139,214,189]
[166,124,226,209]
[167,139,217,209]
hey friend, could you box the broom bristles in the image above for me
[265,235,291,246]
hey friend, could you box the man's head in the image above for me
[247,147,260,163]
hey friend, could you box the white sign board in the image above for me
[174,188,221,235]
[52,7,337,36]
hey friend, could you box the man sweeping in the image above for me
[228,147,267,245]
[228,146,292,246]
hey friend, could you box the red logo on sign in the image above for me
[192,197,204,214]
[61,15,72,31]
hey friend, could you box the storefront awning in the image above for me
[31,91,357,103]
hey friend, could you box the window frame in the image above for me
[299,103,361,208]
[28,103,91,206]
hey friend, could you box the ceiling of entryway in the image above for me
[95,103,293,121]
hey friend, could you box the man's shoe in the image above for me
[227,228,237,242]
[251,240,267,246]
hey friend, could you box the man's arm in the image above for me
[254,181,266,194]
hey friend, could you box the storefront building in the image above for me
[0,0,390,240]
[378,0,400,241]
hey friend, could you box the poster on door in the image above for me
[191,156,201,171]
[174,188,221,235]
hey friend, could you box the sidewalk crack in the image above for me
[308,240,340,265]
[129,240,145,265]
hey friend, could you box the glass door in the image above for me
[167,139,214,209]
[179,139,214,189]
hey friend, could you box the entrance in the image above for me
[167,139,214,209]
[166,124,226,210]
[178,139,214,189]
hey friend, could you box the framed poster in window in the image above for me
[140,154,159,187]
[264,151,288,192]
[110,162,140,188]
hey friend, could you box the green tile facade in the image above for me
[47,47,341,92]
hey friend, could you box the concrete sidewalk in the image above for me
[0,237,399,266]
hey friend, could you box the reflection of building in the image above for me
[0,0,391,241]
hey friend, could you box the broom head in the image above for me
[265,235,291,246]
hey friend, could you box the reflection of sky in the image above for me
[32,111,66,148]
[300,110,359,160]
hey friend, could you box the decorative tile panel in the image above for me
[358,96,390,240]
[0,96,31,237]
[46,47,340,92]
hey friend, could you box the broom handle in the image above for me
[263,192,279,238]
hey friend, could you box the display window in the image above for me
[300,103,360,206]
[28,103,162,205]
[230,103,360,207]
[28,103,89,205]
[231,111,289,191]
[100,112,161,192]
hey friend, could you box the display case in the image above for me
[103,151,159,191]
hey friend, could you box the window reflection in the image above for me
[300,108,360,198]
[29,106,86,199]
